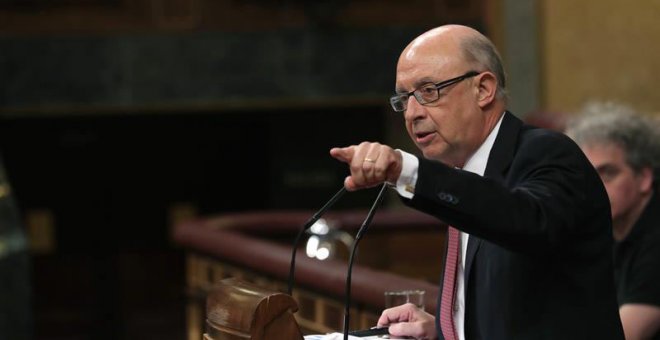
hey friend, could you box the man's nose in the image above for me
[404,96,426,121]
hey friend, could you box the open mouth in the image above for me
[415,131,435,143]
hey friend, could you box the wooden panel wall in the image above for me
[540,0,660,114]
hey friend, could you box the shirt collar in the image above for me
[620,190,659,244]
[462,113,505,176]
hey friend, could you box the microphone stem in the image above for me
[343,184,388,340]
[288,186,347,296]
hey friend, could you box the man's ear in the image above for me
[637,166,654,194]
[476,72,498,108]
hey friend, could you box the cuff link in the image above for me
[437,191,459,205]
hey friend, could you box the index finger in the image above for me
[329,146,355,163]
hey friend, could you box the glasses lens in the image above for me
[414,84,440,105]
[390,95,407,112]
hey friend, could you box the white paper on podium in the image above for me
[303,334,362,340]
[304,333,407,340]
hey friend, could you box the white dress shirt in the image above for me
[394,113,504,340]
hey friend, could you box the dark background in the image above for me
[0,107,386,339]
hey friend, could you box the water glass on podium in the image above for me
[384,290,425,311]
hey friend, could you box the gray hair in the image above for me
[566,101,660,173]
[461,35,508,102]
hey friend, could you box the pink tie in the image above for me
[440,226,459,340]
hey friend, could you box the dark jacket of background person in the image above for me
[614,190,660,340]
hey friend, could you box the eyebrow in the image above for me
[595,163,619,173]
[395,77,437,94]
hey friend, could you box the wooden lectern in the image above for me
[204,278,304,340]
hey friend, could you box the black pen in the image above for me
[348,326,389,337]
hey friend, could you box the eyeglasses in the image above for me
[389,71,480,112]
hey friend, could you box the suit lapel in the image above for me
[464,112,523,283]
[483,111,522,178]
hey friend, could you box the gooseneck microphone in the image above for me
[343,183,389,340]
[288,186,347,296]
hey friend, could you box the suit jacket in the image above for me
[405,112,624,339]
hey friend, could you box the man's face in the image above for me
[581,142,651,222]
[395,50,486,167]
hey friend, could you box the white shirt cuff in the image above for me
[393,150,418,199]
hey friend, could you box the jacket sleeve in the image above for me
[404,130,611,255]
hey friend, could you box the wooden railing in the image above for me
[173,209,446,339]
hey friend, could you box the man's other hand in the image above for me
[376,303,437,339]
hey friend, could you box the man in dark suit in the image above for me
[330,25,624,339]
